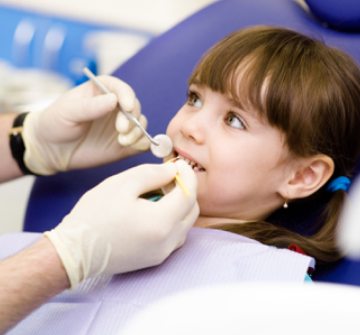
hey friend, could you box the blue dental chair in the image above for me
[23,0,360,285]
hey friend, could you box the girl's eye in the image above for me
[225,112,246,129]
[187,90,203,108]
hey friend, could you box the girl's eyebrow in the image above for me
[189,82,263,122]
[228,97,266,126]
[228,97,244,110]
[228,94,252,114]
[189,79,201,87]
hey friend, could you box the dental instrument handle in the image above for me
[83,67,159,146]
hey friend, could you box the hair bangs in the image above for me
[188,34,271,118]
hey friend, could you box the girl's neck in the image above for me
[194,215,249,228]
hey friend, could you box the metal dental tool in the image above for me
[83,67,173,158]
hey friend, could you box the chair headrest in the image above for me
[305,0,360,30]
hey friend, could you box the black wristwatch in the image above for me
[8,112,34,175]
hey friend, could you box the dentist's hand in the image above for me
[44,160,199,288]
[22,75,150,175]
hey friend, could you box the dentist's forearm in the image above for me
[0,237,69,334]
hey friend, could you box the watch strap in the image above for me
[9,112,35,175]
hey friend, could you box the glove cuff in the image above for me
[44,230,83,289]
[22,111,58,175]
[44,220,112,289]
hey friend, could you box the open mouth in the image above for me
[175,153,206,172]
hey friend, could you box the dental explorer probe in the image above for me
[83,67,173,159]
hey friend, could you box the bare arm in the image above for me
[0,113,23,182]
[0,237,69,334]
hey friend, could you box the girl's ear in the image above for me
[279,154,334,200]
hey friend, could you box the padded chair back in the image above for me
[24,0,360,285]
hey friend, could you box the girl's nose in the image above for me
[180,112,206,144]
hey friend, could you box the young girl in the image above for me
[6,26,359,333]
[166,26,360,265]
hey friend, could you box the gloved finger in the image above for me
[116,112,131,133]
[156,160,198,216]
[130,135,151,151]
[118,163,178,197]
[132,98,142,118]
[156,201,199,263]
[174,203,200,249]
[174,159,198,199]
[117,115,148,146]
[68,93,118,123]
[116,99,142,133]
[96,75,137,112]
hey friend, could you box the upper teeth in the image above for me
[177,155,205,171]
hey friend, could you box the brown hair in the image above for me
[189,26,360,263]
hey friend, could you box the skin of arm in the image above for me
[0,112,66,331]
[0,112,65,332]
[0,113,23,182]
[0,236,70,334]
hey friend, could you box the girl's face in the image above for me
[166,83,297,225]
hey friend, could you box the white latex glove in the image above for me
[22,75,150,175]
[44,160,199,288]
